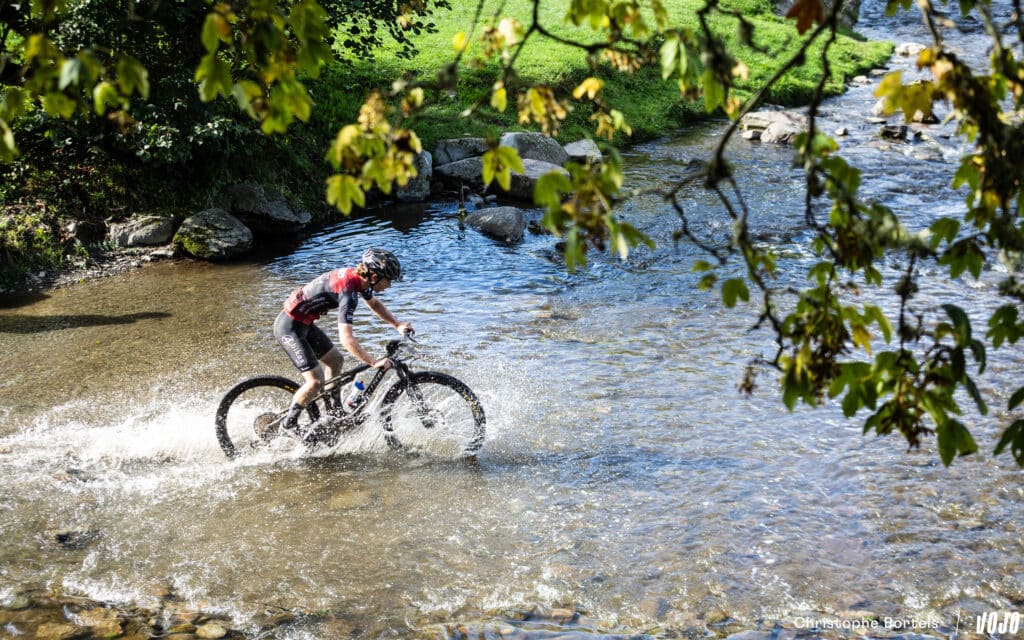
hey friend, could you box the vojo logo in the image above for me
[975,611,1021,635]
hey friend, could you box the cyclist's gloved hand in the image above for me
[397,322,414,336]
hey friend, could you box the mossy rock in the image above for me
[172,209,253,260]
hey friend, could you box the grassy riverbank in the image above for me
[311,0,892,149]
[0,0,892,291]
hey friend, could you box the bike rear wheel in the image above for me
[380,371,486,458]
[215,376,321,459]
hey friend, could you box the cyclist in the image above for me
[273,248,414,430]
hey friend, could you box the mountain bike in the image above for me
[214,335,486,459]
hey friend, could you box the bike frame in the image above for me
[312,338,415,417]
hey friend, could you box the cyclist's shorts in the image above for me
[273,311,334,372]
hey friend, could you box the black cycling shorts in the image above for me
[273,311,335,372]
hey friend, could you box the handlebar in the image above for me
[385,330,417,357]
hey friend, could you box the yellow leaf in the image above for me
[452,31,468,52]
[573,77,604,100]
[491,84,507,112]
[852,325,872,355]
[785,0,824,34]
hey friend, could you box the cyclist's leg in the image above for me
[307,328,343,408]
[274,312,325,427]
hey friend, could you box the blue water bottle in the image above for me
[344,379,366,412]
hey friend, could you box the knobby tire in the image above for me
[380,371,486,458]
[215,376,320,459]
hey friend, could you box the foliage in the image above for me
[3,0,1023,467]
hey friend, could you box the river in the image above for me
[1,5,1022,639]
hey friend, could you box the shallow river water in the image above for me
[2,5,1023,640]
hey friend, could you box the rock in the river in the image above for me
[500,131,569,166]
[740,110,806,145]
[35,622,89,640]
[196,622,227,639]
[172,209,253,260]
[464,207,527,242]
[395,150,433,203]
[563,139,603,164]
[506,159,569,202]
[433,138,489,166]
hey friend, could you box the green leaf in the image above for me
[963,375,987,415]
[928,217,960,250]
[692,259,714,273]
[92,81,121,115]
[703,69,724,113]
[195,53,232,102]
[942,304,971,343]
[564,227,584,272]
[58,58,82,90]
[535,170,572,210]
[936,418,978,466]
[660,35,679,80]
[202,13,230,53]
[1009,386,1024,411]
[994,419,1024,465]
[116,55,150,99]
[325,174,365,215]
[40,92,77,119]
[721,278,749,308]
[0,118,17,162]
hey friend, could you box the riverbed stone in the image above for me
[563,139,603,164]
[434,157,485,188]
[173,209,253,260]
[724,632,773,640]
[75,608,123,637]
[741,111,806,145]
[881,124,909,140]
[464,207,527,242]
[108,215,176,247]
[395,150,433,203]
[35,622,90,640]
[506,159,570,201]
[740,109,807,132]
[195,622,227,639]
[433,138,488,166]
[896,42,927,57]
[500,131,569,166]
[219,183,311,235]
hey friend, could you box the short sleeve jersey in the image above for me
[283,268,373,325]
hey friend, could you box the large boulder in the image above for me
[173,208,253,260]
[433,156,569,202]
[395,150,433,202]
[563,138,603,164]
[505,159,570,202]
[741,110,806,145]
[433,138,488,166]
[219,183,311,235]
[465,207,527,242]
[500,131,569,166]
[434,157,486,189]
[108,215,175,247]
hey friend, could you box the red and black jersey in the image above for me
[282,268,373,325]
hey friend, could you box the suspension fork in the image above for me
[396,363,436,429]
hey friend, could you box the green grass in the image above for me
[309,0,893,150]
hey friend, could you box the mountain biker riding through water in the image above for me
[274,248,413,431]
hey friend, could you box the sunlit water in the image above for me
[2,7,1023,639]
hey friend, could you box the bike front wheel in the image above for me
[380,371,486,458]
[215,376,321,459]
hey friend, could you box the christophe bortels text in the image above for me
[792,616,941,631]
